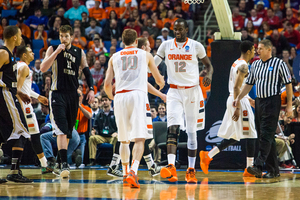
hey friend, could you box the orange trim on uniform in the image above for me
[170,84,195,89]
[124,46,135,49]
[243,127,249,131]
[147,124,153,129]
[174,38,189,48]
[197,119,203,123]
[28,124,35,128]
[116,89,133,94]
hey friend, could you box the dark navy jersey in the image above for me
[0,46,17,92]
[51,45,82,92]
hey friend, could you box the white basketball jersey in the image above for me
[157,38,206,86]
[228,58,249,96]
[112,47,148,93]
[17,61,33,96]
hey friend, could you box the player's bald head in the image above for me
[174,18,188,28]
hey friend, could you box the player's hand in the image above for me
[248,98,255,108]
[290,139,295,144]
[160,94,167,103]
[286,104,293,118]
[232,108,240,121]
[56,44,65,54]
[202,73,212,87]
[17,91,31,104]
[233,99,240,108]
[86,90,95,104]
[111,132,118,138]
[38,95,48,105]
[91,129,96,136]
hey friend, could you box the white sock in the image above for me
[208,146,220,158]
[110,153,121,167]
[168,154,176,165]
[120,143,130,175]
[122,164,130,176]
[188,156,196,169]
[246,157,254,168]
[40,156,47,167]
[131,160,140,174]
[143,154,154,169]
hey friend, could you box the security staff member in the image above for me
[233,39,293,178]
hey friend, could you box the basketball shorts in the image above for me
[217,96,257,141]
[114,90,153,142]
[0,87,29,141]
[22,103,40,135]
[49,90,79,139]
[167,85,205,133]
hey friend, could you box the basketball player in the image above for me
[199,41,257,176]
[40,25,95,178]
[154,18,213,183]
[16,46,54,174]
[0,26,33,183]
[104,29,164,188]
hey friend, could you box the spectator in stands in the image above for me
[119,0,138,8]
[110,37,121,51]
[75,89,92,168]
[17,0,34,20]
[282,49,293,74]
[284,22,300,50]
[232,7,244,31]
[256,1,267,18]
[47,7,70,29]
[88,94,118,166]
[142,30,155,49]
[264,8,281,29]
[139,3,153,21]
[266,29,290,57]
[99,54,108,69]
[92,38,107,56]
[85,18,102,40]
[282,8,298,27]
[290,47,297,60]
[272,46,277,57]
[33,59,43,85]
[273,3,283,20]
[90,60,105,85]
[245,20,258,38]
[244,9,263,29]
[151,12,163,29]
[41,75,51,98]
[162,0,174,10]
[241,28,254,42]
[157,3,167,20]
[89,0,107,23]
[16,17,31,40]
[174,3,194,38]
[72,27,87,50]
[153,103,167,122]
[140,0,157,11]
[105,0,120,18]
[150,106,158,120]
[41,0,55,18]
[131,9,144,28]
[157,27,173,42]
[64,0,89,22]
[109,46,116,56]
[48,17,61,41]
[254,0,269,8]
[91,97,100,127]
[12,0,24,10]
[163,10,178,31]
[119,2,135,22]
[142,18,160,39]
[124,18,141,36]
[81,12,91,29]
[238,0,247,18]
[261,22,272,37]
[0,18,7,39]
[155,38,162,48]
[74,20,86,37]
[36,104,49,127]
[108,10,122,27]
[86,49,96,68]
[25,7,49,31]
[34,24,48,40]
[102,19,122,41]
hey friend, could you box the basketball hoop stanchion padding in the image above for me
[197,40,247,169]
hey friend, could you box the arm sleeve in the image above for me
[156,41,166,58]
[195,42,207,59]
[279,60,292,84]
[30,90,40,99]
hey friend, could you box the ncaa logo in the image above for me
[185,46,190,52]
[11,57,14,61]
[268,66,273,71]
[205,120,223,143]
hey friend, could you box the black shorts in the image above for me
[0,87,28,141]
[49,90,79,139]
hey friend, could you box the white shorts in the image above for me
[22,102,40,135]
[217,96,257,141]
[114,90,153,142]
[167,85,205,133]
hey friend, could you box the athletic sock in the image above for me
[168,154,176,165]
[188,156,196,169]
[246,157,254,168]
[143,154,154,169]
[122,164,130,176]
[39,156,47,167]
[208,146,220,158]
[131,160,140,175]
[109,153,121,167]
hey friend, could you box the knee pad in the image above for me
[167,126,180,146]
[187,132,197,150]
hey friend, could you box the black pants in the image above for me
[254,95,281,174]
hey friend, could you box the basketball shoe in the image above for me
[185,168,197,183]
[160,164,178,182]
[199,151,213,174]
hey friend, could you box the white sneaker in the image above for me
[78,164,85,169]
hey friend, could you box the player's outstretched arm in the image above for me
[147,82,166,102]
[147,52,164,90]
[0,50,9,69]
[40,44,65,72]
[200,56,214,87]
[233,64,248,100]
[104,57,115,100]
[80,49,95,104]
[17,64,31,104]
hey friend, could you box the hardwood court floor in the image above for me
[0,167,299,199]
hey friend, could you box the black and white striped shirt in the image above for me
[246,57,291,98]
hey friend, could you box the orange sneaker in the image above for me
[185,168,198,183]
[160,186,178,200]
[199,178,209,200]
[185,183,197,199]
[123,175,130,187]
[160,164,178,182]
[199,151,213,174]
[243,168,255,177]
[123,187,140,199]
[126,170,140,188]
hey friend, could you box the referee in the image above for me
[233,39,293,178]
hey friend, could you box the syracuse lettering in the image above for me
[168,54,192,60]
[120,50,138,55]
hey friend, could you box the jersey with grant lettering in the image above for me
[228,58,249,97]
[156,38,206,86]
[0,46,18,92]
[51,45,82,91]
[112,47,148,94]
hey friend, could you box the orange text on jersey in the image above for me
[168,54,192,60]
[120,50,138,55]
